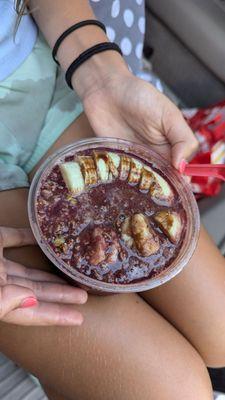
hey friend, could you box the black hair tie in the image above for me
[52,20,107,64]
[65,42,123,89]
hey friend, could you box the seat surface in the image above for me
[146,0,225,83]
[0,353,47,400]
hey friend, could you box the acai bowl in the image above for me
[28,138,200,294]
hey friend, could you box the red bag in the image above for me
[182,100,225,197]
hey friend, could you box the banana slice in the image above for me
[59,162,85,194]
[94,152,110,182]
[131,213,160,257]
[78,156,98,185]
[108,152,120,178]
[128,158,142,185]
[121,214,160,256]
[139,166,155,191]
[154,211,182,243]
[119,155,131,180]
[121,216,134,248]
[150,171,174,203]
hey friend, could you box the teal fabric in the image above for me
[0,33,83,191]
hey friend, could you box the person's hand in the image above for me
[0,227,87,326]
[80,69,198,169]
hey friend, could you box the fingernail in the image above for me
[21,297,38,308]
[79,291,88,304]
[179,159,187,174]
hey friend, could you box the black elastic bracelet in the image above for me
[52,20,107,64]
[65,42,123,89]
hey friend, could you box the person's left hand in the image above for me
[81,70,198,169]
[0,227,87,326]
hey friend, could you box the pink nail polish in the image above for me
[21,297,38,308]
[179,159,187,174]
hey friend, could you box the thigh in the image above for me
[141,225,225,367]
[0,291,212,400]
[43,386,67,400]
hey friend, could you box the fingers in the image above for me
[0,258,7,285]
[0,227,36,252]
[7,275,88,304]
[0,284,36,319]
[165,110,199,169]
[4,259,66,284]
[3,302,84,326]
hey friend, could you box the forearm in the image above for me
[29,0,104,66]
[29,0,128,99]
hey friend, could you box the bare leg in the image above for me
[0,288,212,400]
[44,387,66,400]
[141,226,225,367]
[0,113,213,399]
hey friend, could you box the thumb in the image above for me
[166,111,199,169]
[0,285,37,319]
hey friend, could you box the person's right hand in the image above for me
[0,227,88,326]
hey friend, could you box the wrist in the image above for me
[55,23,130,100]
[72,50,130,101]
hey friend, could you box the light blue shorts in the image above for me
[0,33,83,191]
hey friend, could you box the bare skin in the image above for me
[1,113,224,399]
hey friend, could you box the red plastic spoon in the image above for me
[179,160,225,182]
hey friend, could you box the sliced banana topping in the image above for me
[78,156,98,185]
[150,171,174,203]
[121,213,160,257]
[128,158,142,185]
[59,162,84,194]
[94,152,110,182]
[154,211,182,243]
[119,155,131,180]
[59,151,174,205]
[139,166,155,191]
[131,213,160,257]
[108,152,120,178]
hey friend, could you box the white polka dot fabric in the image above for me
[90,0,145,75]
[214,394,225,400]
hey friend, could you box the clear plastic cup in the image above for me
[28,138,200,294]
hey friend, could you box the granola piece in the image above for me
[53,236,65,248]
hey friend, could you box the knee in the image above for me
[188,324,225,368]
[123,340,213,400]
[198,340,225,368]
